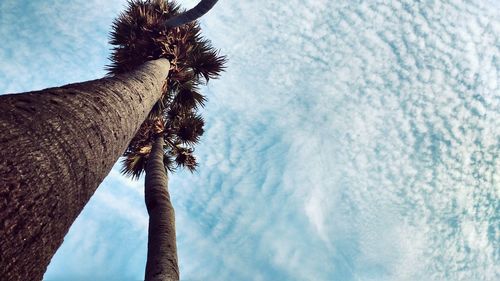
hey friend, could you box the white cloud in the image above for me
[1,0,498,280]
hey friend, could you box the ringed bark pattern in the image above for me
[0,59,170,281]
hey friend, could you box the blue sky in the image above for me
[1,0,499,280]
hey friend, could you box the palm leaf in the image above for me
[110,0,225,178]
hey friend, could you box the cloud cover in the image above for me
[0,0,498,280]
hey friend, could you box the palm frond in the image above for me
[174,147,197,172]
[110,0,225,178]
[175,114,204,144]
[189,43,227,81]
[121,150,148,179]
[172,85,206,110]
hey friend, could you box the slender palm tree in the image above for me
[127,116,204,281]
[0,1,222,280]
[144,131,179,281]
[109,1,225,280]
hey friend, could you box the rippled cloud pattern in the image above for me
[187,1,499,280]
[1,0,498,280]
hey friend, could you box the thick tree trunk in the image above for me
[0,59,170,281]
[144,136,179,281]
[164,0,219,28]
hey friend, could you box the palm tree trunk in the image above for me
[164,0,219,28]
[0,59,170,281]
[144,135,179,281]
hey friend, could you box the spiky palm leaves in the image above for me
[108,0,225,178]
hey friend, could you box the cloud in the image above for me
[0,0,126,93]
[177,0,500,280]
[1,0,498,281]
[44,163,149,281]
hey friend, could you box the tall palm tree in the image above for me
[109,1,225,280]
[0,1,222,280]
[127,116,204,281]
[0,58,170,281]
[144,131,179,281]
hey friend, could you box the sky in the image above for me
[0,0,499,280]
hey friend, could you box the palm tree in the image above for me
[110,1,225,280]
[128,116,204,281]
[144,131,180,281]
[0,1,222,280]
[0,58,170,281]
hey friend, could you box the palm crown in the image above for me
[108,0,226,178]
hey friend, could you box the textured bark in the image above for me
[0,59,170,281]
[144,136,179,281]
[164,0,219,28]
